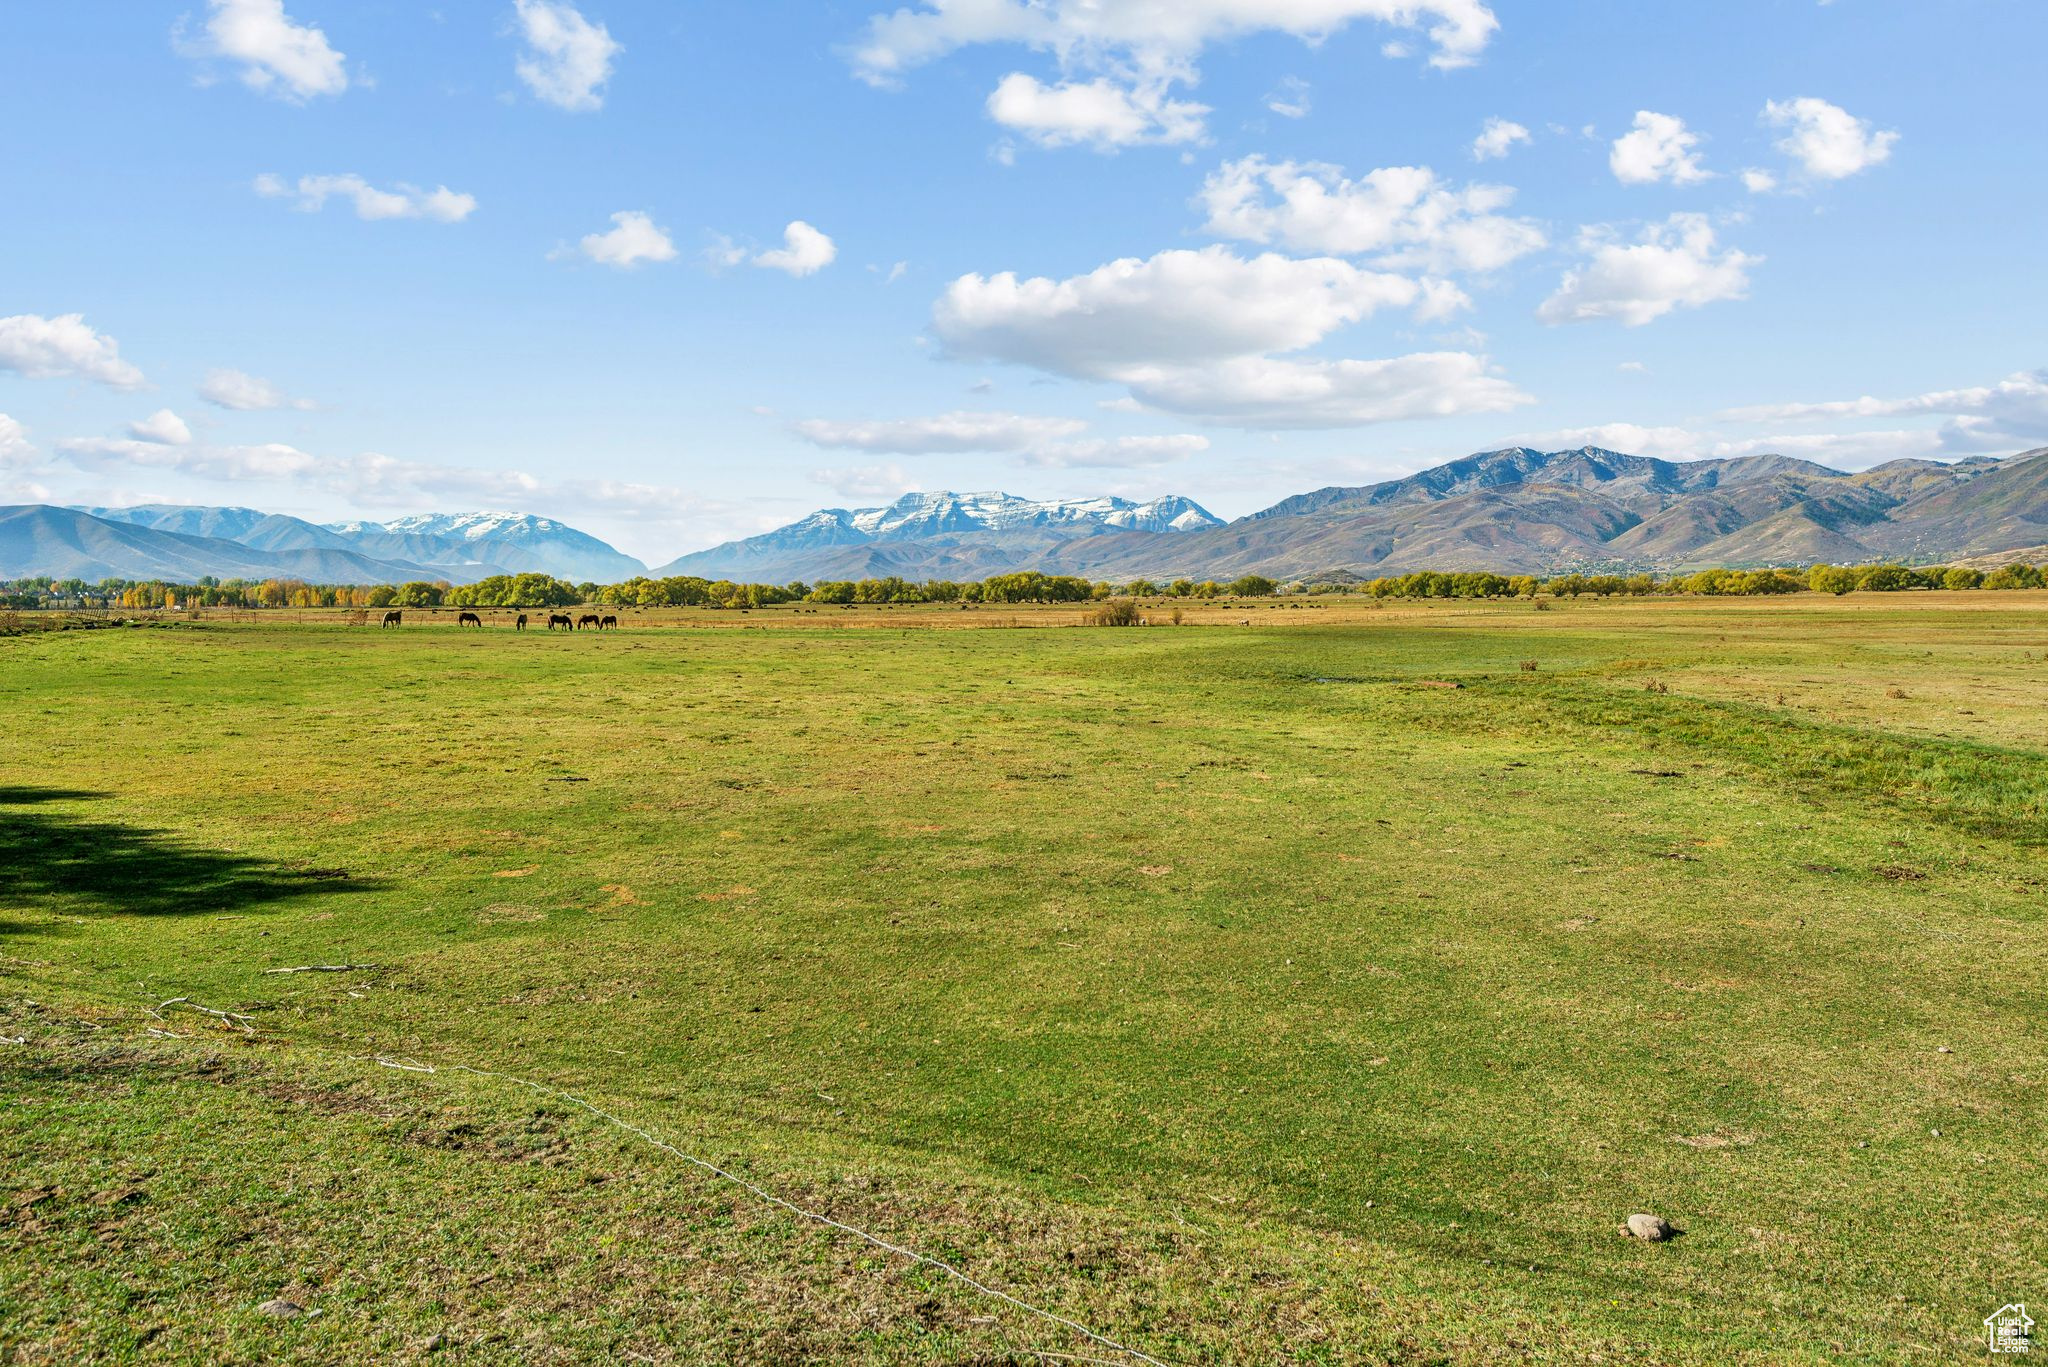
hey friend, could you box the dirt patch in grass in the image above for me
[1674,1130,1759,1150]
[478,904,546,924]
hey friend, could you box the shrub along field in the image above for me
[2,594,2044,1363]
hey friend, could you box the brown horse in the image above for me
[382,610,403,628]
[577,614,600,630]
[599,615,618,631]
[515,614,528,631]
[457,611,483,628]
[547,614,572,631]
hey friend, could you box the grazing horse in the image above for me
[457,611,483,628]
[547,613,573,631]
[382,610,403,628]
[599,615,618,631]
[515,614,528,631]
[577,614,601,631]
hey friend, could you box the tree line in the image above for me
[1,576,387,610]
[5,559,2045,613]
[1347,561,2046,599]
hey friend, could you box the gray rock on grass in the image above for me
[1623,1213,1675,1241]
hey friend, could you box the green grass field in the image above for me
[4,596,2044,1363]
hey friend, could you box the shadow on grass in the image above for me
[0,787,383,926]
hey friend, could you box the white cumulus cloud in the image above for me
[1702,429,1949,470]
[199,368,314,411]
[181,0,348,101]
[794,411,1086,454]
[1538,214,1758,327]
[58,436,322,481]
[255,173,477,222]
[1114,352,1527,429]
[575,211,677,268]
[1198,155,1545,274]
[986,73,1207,149]
[513,0,622,111]
[0,414,36,468]
[1471,117,1529,161]
[128,410,194,446]
[1722,368,2048,453]
[811,464,915,500]
[933,246,1528,427]
[753,221,838,277]
[851,0,1500,83]
[1265,76,1312,120]
[1497,372,2048,478]
[791,411,1207,467]
[1415,277,1474,321]
[1021,433,1210,467]
[1510,422,1703,460]
[0,314,146,390]
[851,1,1498,149]
[1609,110,1711,186]
[936,246,1419,373]
[1763,97,1898,180]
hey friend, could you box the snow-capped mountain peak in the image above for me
[841,491,1221,539]
[650,490,1223,581]
[364,512,569,541]
[321,511,647,581]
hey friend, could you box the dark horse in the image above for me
[577,614,601,631]
[547,614,573,631]
[599,615,618,630]
[457,612,483,628]
[382,610,402,628]
[515,614,528,631]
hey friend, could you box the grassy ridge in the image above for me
[1485,679,2048,841]
[3,600,2045,1362]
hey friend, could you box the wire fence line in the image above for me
[386,1058,1174,1367]
[134,996,1173,1365]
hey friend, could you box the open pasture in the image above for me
[3,595,2045,1363]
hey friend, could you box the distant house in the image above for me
[1987,1304,2033,1354]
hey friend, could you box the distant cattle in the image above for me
[457,612,483,628]
[515,614,528,631]
[382,611,402,628]
[599,615,618,631]
[578,614,600,630]
[548,614,573,631]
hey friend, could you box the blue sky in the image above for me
[2,0,2043,560]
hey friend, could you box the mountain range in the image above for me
[650,447,2048,582]
[0,505,651,585]
[1122,444,2048,581]
[325,512,645,583]
[2,444,2043,586]
[653,492,1222,580]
